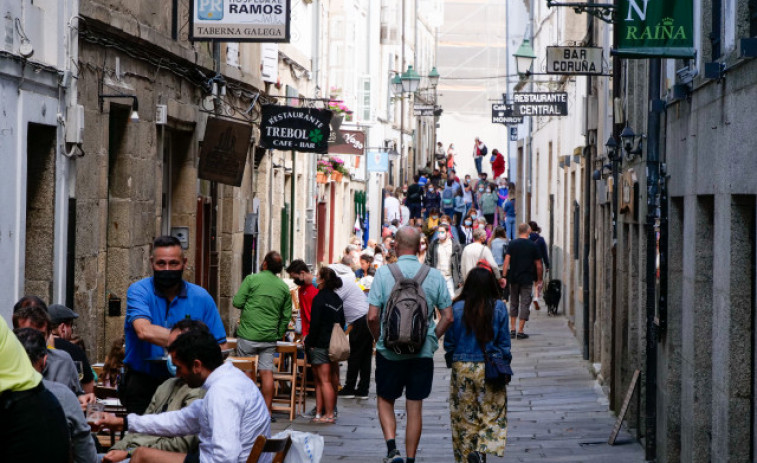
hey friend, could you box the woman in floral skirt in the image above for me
[444,266,512,463]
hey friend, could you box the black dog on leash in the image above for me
[543,280,562,316]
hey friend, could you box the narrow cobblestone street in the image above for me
[272,312,645,462]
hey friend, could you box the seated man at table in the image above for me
[95,329,271,463]
[12,300,96,408]
[14,327,97,463]
[100,319,207,463]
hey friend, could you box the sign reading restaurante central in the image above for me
[259,105,333,153]
[512,92,569,117]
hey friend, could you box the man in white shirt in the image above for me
[95,330,271,463]
[384,188,401,223]
[460,229,505,287]
[329,267,372,399]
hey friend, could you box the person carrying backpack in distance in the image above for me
[441,178,458,219]
[367,226,454,463]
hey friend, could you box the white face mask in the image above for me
[420,243,427,251]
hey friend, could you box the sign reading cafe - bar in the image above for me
[190,0,291,42]
[513,92,568,117]
[615,0,694,58]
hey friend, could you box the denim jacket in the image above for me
[444,299,512,364]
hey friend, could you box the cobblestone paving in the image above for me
[272,313,644,462]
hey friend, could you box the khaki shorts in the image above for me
[236,339,277,371]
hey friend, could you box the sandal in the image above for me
[311,416,336,424]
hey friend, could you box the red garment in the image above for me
[297,284,319,337]
[492,153,505,178]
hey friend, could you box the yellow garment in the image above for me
[426,217,440,229]
[0,316,42,393]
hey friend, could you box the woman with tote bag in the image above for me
[304,267,346,424]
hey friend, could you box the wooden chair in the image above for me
[246,434,292,463]
[271,344,298,420]
[295,356,315,415]
[230,356,258,383]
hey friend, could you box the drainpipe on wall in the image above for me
[582,18,594,361]
[644,57,662,462]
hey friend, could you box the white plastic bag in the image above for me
[272,430,324,463]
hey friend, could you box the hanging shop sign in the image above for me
[512,92,568,117]
[546,46,604,75]
[510,127,518,141]
[491,104,524,125]
[198,117,253,187]
[328,129,366,155]
[413,104,439,117]
[614,0,695,58]
[367,151,389,173]
[259,105,332,153]
[190,0,291,42]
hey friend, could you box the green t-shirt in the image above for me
[233,270,292,342]
[367,255,452,360]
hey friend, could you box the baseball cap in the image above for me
[47,304,79,325]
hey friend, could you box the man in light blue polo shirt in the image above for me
[123,235,227,415]
[367,226,453,463]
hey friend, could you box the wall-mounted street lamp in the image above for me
[99,93,139,122]
[427,67,440,88]
[605,135,619,161]
[620,123,644,160]
[401,65,421,93]
[514,37,537,77]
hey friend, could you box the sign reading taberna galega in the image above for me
[614,0,695,58]
[190,0,291,42]
[513,92,568,117]
[259,105,332,153]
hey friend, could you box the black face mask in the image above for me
[154,269,184,290]
[293,277,305,286]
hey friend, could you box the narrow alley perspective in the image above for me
[273,312,644,462]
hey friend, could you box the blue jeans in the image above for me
[474,156,483,174]
[505,217,516,240]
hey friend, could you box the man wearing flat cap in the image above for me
[48,303,95,394]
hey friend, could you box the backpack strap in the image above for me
[413,264,431,285]
[387,263,405,283]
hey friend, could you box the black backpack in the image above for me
[480,144,488,156]
[382,264,431,354]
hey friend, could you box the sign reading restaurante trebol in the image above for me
[259,105,333,154]
[190,0,291,42]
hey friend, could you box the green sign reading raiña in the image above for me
[614,0,695,58]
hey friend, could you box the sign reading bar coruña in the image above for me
[491,104,524,125]
[190,0,291,42]
[513,92,568,117]
[329,129,366,155]
[615,0,694,58]
[198,117,253,187]
[546,47,604,75]
[259,105,332,153]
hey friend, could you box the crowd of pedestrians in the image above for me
[0,137,553,463]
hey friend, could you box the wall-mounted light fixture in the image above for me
[99,93,139,122]
[620,123,643,160]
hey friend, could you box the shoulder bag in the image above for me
[328,323,350,362]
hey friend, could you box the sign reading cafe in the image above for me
[614,0,694,58]
[259,105,333,153]
[190,0,291,42]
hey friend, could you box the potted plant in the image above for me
[316,159,332,184]
[329,157,347,181]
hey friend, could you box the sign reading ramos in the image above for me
[259,105,332,153]
[198,118,253,187]
[190,0,291,42]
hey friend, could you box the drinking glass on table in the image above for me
[86,402,105,424]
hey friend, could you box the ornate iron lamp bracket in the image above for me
[546,1,616,24]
